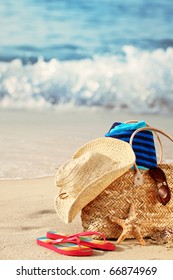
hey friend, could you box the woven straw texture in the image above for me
[81,163,173,239]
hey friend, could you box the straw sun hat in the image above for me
[54,137,135,223]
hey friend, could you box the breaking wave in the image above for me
[0,46,173,114]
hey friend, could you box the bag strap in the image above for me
[125,120,163,164]
[129,126,173,186]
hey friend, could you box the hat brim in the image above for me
[55,164,133,223]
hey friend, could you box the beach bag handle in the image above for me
[125,120,163,164]
[129,126,173,186]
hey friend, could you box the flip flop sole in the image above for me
[37,237,93,256]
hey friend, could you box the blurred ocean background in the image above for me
[0,0,173,114]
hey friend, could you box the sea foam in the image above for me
[0,46,173,113]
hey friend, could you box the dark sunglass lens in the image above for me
[149,167,166,182]
[158,186,168,198]
[157,186,171,205]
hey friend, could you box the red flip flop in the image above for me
[37,236,93,256]
[46,231,116,251]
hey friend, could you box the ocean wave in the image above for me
[0,46,173,114]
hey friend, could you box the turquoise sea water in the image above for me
[0,0,173,113]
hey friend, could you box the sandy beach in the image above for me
[0,108,173,260]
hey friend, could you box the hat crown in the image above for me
[56,151,117,198]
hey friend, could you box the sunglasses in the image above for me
[149,167,171,206]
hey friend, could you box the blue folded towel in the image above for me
[105,121,157,169]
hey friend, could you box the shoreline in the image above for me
[0,108,173,180]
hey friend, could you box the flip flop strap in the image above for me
[48,236,81,248]
[67,231,106,243]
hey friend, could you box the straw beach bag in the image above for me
[81,126,173,241]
